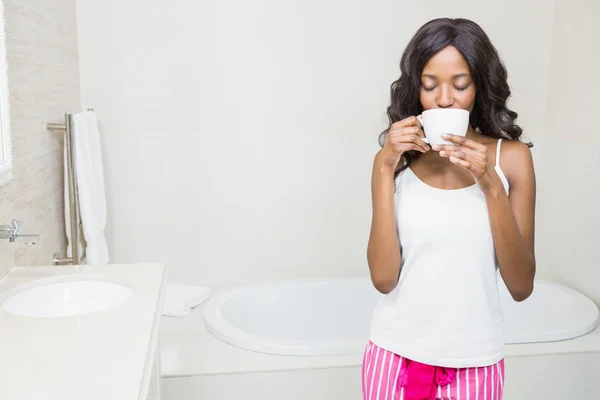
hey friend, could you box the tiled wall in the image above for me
[0,0,81,278]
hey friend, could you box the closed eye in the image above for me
[454,82,472,91]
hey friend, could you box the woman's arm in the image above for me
[367,152,402,294]
[485,141,536,301]
[437,135,536,301]
[367,116,429,294]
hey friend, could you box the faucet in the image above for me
[0,220,39,245]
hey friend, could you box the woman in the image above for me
[363,18,536,400]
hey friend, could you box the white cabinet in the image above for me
[146,342,162,400]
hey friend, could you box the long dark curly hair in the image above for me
[380,18,532,176]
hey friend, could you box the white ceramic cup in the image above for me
[417,109,470,146]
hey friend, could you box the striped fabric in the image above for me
[362,341,504,400]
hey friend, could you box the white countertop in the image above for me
[0,263,167,400]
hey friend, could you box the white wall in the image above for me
[535,0,600,303]
[75,0,555,285]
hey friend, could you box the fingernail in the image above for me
[441,134,449,138]
[440,151,446,156]
[432,144,440,150]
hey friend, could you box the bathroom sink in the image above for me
[1,280,134,318]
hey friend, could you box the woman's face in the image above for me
[419,46,476,112]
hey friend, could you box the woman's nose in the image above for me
[436,86,454,108]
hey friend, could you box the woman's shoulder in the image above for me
[475,136,532,164]
[496,138,533,166]
[492,138,534,186]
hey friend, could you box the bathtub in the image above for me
[202,277,599,356]
[160,277,600,400]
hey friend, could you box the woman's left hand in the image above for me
[433,134,498,193]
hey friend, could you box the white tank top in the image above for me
[369,139,510,368]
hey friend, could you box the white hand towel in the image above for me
[162,283,212,317]
[71,110,109,265]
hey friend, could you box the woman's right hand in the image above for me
[377,116,429,171]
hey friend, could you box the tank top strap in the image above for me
[494,138,510,194]
[495,139,503,167]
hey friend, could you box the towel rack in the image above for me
[46,109,94,265]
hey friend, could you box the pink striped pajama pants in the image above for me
[362,341,504,400]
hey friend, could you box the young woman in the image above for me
[363,18,536,400]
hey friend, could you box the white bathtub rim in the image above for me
[161,282,600,378]
[501,279,600,344]
[203,277,600,356]
[203,278,369,356]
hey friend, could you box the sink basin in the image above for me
[1,280,134,318]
